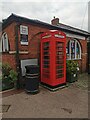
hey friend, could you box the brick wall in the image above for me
[2,53,16,70]
[1,22,49,70]
[1,22,17,69]
[3,22,17,51]
[18,23,49,60]
[1,21,88,72]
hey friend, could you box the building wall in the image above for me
[1,22,17,70]
[1,22,49,70]
[2,53,16,70]
[18,23,49,60]
[1,21,87,72]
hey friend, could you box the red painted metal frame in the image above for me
[41,30,66,87]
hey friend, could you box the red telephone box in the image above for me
[41,30,66,89]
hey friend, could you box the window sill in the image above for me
[67,58,82,60]
[1,52,9,54]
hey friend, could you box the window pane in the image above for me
[6,39,9,51]
[4,34,8,51]
[76,42,80,59]
[2,36,5,52]
[2,33,9,52]
[66,41,70,59]
[71,40,75,59]
[67,39,81,60]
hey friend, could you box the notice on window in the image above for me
[20,25,28,35]
[20,34,28,45]
[20,25,28,45]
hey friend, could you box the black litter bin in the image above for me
[25,65,39,94]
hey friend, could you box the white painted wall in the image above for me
[21,59,38,76]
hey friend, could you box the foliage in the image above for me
[9,70,18,83]
[66,60,79,75]
[2,63,12,77]
[2,63,18,84]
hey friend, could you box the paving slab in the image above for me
[1,73,89,118]
[2,86,88,118]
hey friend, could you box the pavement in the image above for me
[1,73,89,118]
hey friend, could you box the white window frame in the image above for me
[1,32,9,52]
[67,39,81,60]
[20,25,28,45]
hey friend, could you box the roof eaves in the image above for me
[2,14,90,37]
[57,23,89,36]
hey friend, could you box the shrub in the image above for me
[9,70,18,83]
[2,63,12,77]
[2,63,18,90]
[66,60,79,83]
[66,60,79,74]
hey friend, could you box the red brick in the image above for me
[0,21,87,73]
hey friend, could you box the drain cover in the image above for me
[0,105,11,113]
